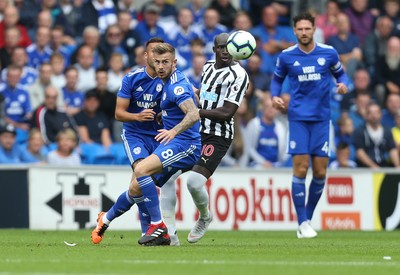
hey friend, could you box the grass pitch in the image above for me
[0,230,399,275]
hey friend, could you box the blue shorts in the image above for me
[121,129,158,165]
[288,120,331,157]
[153,138,201,180]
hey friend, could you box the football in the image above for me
[226,30,256,60]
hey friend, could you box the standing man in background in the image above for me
[270,12,348,238]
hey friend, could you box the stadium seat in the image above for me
[108,143,130,165]
[79,143,109,164]
[92,154,116,165]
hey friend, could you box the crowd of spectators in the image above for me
[0,0,399,169]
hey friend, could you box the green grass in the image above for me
[0,230,399,275]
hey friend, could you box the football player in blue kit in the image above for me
[134,42,201,246]
[270,12,349,238]
[91,38,183,245]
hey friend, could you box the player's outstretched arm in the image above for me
[199,101,238,122]
[115,97,155,122]
[155,99,200,144]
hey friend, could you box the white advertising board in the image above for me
[29,167,375,230]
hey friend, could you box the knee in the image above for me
[313,170,327,179]
[134,162,147,178]
[187,171,206,193]
[295,164,309,178]
[128,178,141,196]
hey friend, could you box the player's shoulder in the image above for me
[124,67,146,79]
[315,42,338,55]
[282,44,298,54]
[230,62,248,77]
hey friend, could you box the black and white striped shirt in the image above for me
[199,61,249,139]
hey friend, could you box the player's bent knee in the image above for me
[187,171,207,192]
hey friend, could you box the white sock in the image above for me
[186,171,209,219]
[160,171,181,235]
[102,213,110,225]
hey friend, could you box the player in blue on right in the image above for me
[270,12,349,238]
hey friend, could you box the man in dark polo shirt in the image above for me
[74,90,112,149]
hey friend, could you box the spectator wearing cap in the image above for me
[134,3,169,45]
[0,124,38,163]
[74,90,112,149]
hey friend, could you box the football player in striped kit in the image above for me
[161,33,250,244]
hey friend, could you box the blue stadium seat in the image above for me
[92,154,116,165]
[109,143,130,165]
[79,143,108,164]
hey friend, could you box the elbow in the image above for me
[115,111,122,121]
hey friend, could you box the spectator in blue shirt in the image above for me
[26,26,53,69]
[326,13,363,78]
[0,123,38,164]
[0,65,31,131]
[250,5,296,75]
[134,3,169,45]
[196,8,227,60]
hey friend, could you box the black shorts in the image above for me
[196,133,232,174]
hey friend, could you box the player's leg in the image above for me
[138,140,200,245]
[91,134,154,244]
[160,170,183,246]
[306,120,331,222]
[288,121,316,238]
[187,134,230,243]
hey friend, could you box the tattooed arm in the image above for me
[155,99,200,144]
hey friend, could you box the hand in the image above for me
[156,112,163,125]
[136,109,156,122]
[155,129,177,145]
[272,96,286,112]
[336,83,348,95]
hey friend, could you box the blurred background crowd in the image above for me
[0,0,399,169]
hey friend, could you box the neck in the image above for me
[145,66,157,78]
[298,41,315,53]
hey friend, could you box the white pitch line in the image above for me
[1,259,399,267]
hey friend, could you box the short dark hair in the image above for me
[293,12,315,26]
[145,37,165,48]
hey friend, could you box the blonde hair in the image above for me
[56,128,78,144]
[152,43,175,56]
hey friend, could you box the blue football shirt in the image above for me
[271,43,348,121]
[117,67,164,137]
[160,70,200,141]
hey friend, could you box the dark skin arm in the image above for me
[199,100,238,122]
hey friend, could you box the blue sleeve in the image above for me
[117,74,132,99]
[270,74,284,97]
[172,83,194,107]
[270,54,287,97]
[330,49,349,85]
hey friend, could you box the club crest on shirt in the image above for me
[133,147,141,155]
[18,94,26,102]
[290,140,296,149]
[317,58,326,66]
[156,84,163,92]
[174,86,184,95]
